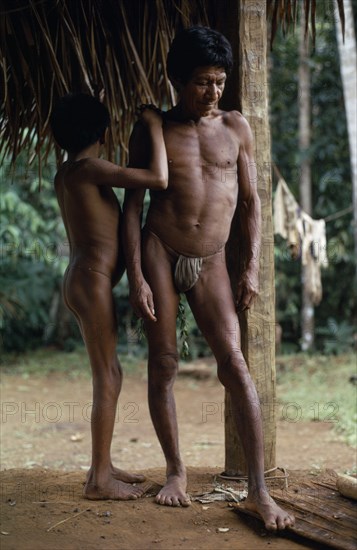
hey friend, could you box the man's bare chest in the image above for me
[163,122,239,169]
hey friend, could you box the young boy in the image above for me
[123,27,295,530]
[50,93,167,500]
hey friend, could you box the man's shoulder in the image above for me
[220,111,253,146]
[220,109,250,129]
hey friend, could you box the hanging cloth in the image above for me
[273,178,328,305]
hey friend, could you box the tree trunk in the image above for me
[299,9,314,351]
[217,0,276,476]
[334,0,357,281]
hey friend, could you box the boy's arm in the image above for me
[234,113,261,311]
[122,122,157,322]
[79,110,168,190]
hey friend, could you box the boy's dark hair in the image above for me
[50,93,110,154]
[167,26,233,85]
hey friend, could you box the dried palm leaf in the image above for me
[0,0,345,172]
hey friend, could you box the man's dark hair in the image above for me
[167,26,233,85]
[50,93,110,154]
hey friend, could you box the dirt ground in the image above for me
[1,360,356,549]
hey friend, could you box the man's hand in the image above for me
[236,268,259,311]
[129,278,157,322]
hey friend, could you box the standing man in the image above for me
[123,27,294,531]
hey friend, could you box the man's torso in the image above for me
[146,109,240,257]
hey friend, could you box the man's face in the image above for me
[178,66,227,119]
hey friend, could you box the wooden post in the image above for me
[217,0,276,475]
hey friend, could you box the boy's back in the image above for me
[55,159,123,285]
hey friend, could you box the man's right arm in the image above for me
[230,112,261,311]
[122,122,157,322]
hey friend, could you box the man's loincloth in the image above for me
[174,255,203,292]
[144,227,224,293]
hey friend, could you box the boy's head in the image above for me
[50,93,110,154]
[167,26,233,87]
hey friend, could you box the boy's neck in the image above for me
[68,142,101,162]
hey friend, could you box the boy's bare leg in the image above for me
[143,232,190,506]
[186,255,294,531]
[64,268,144,500]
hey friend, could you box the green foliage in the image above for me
[270,14,356,350]
[0,346,90,378]
[274,237,301,351]
[0,346,146,378]
[276,353,357,447]
[1,259,59,351]
[176,294,212,360]
[178,298,190,358]
[315,318,356,355]
[0,151,66,351]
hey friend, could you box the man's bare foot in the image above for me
[243,487,295,531]
[155,473,191,507]
[84,473,144,500]
[86,465,145,484]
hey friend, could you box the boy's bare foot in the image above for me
[110,465,146,484]
[155,472,191,507]
[86,465,145,484]
[242,487,295,531]
[84,473,144,500]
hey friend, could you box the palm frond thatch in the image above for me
[267,0,345,49]
[0,0,345,169]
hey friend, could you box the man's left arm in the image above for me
[235,114,261,311]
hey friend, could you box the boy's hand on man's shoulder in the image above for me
[137,104,163,126]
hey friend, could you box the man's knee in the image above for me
[148,351,179,385]
[93,377,121,405]
[217,349,249,388]
[92,359,122,395]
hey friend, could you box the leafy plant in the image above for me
[0,150,65,351]
[315,318,356,355]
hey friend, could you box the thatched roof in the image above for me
[0,0,345,168]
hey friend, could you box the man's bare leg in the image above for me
[186,255,294,530]
[64,268,144,500]
[143,232,190,506]
[147,345,190,506]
